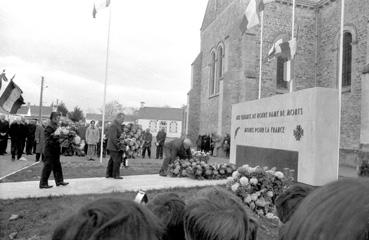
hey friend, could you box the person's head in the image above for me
[183,138,192,150]
[0,115,5,121]
[280,178,369,240]
[115,113,125,125]
[275,183,315,224]
[90,120,95,127]
[147,192,186,240]
[146,128,150,133]
[52,198,164,240]
[50,112,61,125]
[184,187,255,240]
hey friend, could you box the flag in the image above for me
[239,0,274,34]
[267,38,297,61]
[0,80,25,114]
[93,0,110,18]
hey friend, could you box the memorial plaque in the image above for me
[230,87,339,186]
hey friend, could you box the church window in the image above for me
[217,45,224,79]
[209,51,216,96]
[342,32,352,87]
[276,57,288,89]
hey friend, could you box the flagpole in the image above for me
[337,0,345,178]
[289,0,296,93]
[258,11,264,99]
[100,4,112,164]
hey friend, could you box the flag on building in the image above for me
[0,80,25,114]
[93,0,111,18]
[267,38,297,61]
[239,0,274,34]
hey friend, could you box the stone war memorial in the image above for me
[230,87,339,186]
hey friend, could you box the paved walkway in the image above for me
[0,174,227,200]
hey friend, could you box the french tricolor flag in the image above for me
[0,81,25,114]
[239,0,275,34]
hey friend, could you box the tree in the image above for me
[57,102,69,116]
[69,106,84,122]
[101,100,124,120]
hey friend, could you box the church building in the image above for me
[187,0,369,166]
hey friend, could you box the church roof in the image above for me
[138,107,184,121]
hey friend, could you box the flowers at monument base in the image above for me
[119,124,144,158]
[168,158,237,180]
[226,164,294,218]
[191,150,211,163]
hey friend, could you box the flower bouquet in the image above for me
[119,124,144,158]
[168,157,237,180]
[226,164,294,218]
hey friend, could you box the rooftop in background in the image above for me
[138,107,184,121]
[16,104,54,117]
[85,113,137,123]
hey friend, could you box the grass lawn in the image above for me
[0,156,229,183]
[0,186,279,240]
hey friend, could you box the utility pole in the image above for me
[39,76,44,122]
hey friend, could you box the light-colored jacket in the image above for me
[86,126,100,145]
[34,124,45,154]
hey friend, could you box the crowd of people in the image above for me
[51,178,369,240]
[196,133,230,158]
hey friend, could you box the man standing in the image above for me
[155,128,166,159]
[142,128,152,159]
[18,117,27,160]
[85,120,100,161]
[26,119,36,155]
[106,113,125,179]
[39,112,69,189]
[77,121,88,155]
[34,120,45,162]
[0,115,9,155]
[159,137,192,176]
[9,119,23,160]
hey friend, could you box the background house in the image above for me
[137,107,185,139]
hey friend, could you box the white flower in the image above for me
[231,183,240,192]
[239,176,249,186]
[265,213,275,219]
[244,195,252,204]
[232,171,240,179]
[250,177,258,185]
[250,193,258,201]
[267,191,274,198]
[274,171,285,179]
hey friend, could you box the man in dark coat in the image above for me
[26,119,36,155]
[159,137,192,176]
[155,128,166,159]
[0,115,9,155]
[39,112,69,189]
[105,113,125,179]
[142,128,152,159]
[9,119,24,160]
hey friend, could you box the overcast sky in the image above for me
[0,0,208,113]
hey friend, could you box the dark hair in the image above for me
[50,112,61,120]
[52,198,164,240]
[275,183,315,223]
[280,178,369,240]
[147,192,186,240]
[90,120,95,124]
[184,187,254,240]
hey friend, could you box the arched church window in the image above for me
[342,32,352,87]
[209,50,216,96]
